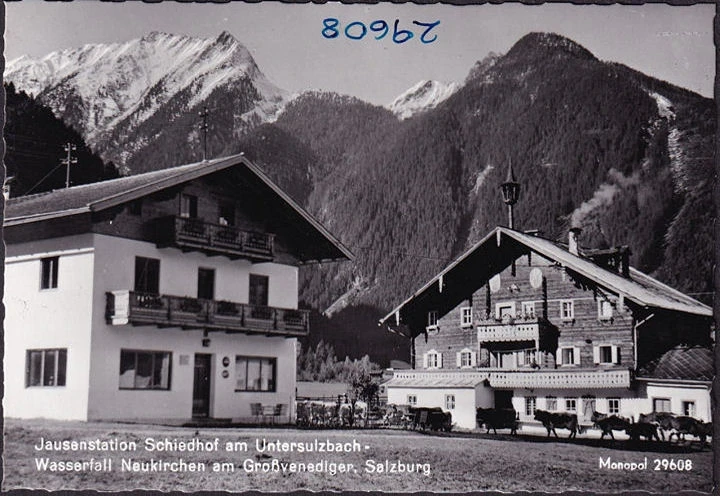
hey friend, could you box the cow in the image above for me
[638,412,675,441]
[666,416,702,443]
[476,407,519,435]
[534,409,580,439]
[595,415,632,440]
[626,421,660,442]
[689,421,712,447]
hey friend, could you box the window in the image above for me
[521,301,536,319]
[525,396,537,416]
[427,310,438,329]
[598,300,613,320]
[180,194,198,218]
[425,351,441,369]
[197,268,215,300]
[119,350,171,390]
[565,398,577,412]
[653,398,671,413]
[560,300,574,320]
[495,302,516,320]
[249,274,269,307]
[559,347,578,366]
[460,307,473,327]
[40,257,59,290]
[599,346,612,363]
[218,202,235,226]
[134,257,160,294]
[445,394,456,410]
[407,394,417,406]
[235,356,276,391]
[26,349,67,387]
[682,401,696,417]
[458,349,475,368]
[522,349,535,366]
[546,396,557,411]
[608,398,620,415]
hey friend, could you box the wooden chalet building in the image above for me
[4,154,351,422]
[380,170,712,430]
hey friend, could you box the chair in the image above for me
[250,403,264,424]
[273,403,287,424]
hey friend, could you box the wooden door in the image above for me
[192,354,212,418]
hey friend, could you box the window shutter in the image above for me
[423,353,428,369]
[470,351,477,367]
[592,346,600,364]
[456,352,462,368]
[556,349,562,366]
[573,347,581,365]
[611,345,619,364]
[438,353,443,368]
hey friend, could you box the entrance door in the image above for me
[494,390,513,409]
[192,354,212,418]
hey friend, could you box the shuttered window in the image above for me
[593,345,619,364]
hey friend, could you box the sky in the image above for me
[3,2,715,105]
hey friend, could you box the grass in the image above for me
[3,418,713,493]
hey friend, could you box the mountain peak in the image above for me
[509,32,596,60]
[216,30,237,46]
[388,80,459,119]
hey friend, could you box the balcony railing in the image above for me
[384,369,631,390]
[487,368,631,389]
[106,291,309,337]
[157,216,275,260]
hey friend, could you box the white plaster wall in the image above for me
[4,234,95,419]
[87,234,298,421]
[386,387,476,429]
[638,382,711,422]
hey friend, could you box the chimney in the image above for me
[568,227,582,256]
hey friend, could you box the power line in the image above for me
[23,163,64,196]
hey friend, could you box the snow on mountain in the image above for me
[5,31,288,165]
[387,80,459,120]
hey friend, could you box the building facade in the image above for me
[4,155,351,422]
[381,227,712,430]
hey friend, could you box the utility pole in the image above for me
[199,106,209,161]
[62,143,78,188]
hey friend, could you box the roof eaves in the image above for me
[88,155,243,212]
[500,228,712,317]
[379,227,501,324]
[242,157,354,261]
[4,207,90,226]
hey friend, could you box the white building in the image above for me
[4,154,351,422]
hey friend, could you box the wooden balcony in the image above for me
[106,291,309,337]
[487,368,631,389]
[385,369,631,390]
[156,216,274,260]
[476,317,549,343]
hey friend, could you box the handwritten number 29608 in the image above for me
[322,18,440,44]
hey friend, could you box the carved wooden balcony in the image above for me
[156,216,274,261]
[487,368,631,389]
[476,317,548,342]
[106,291,308,337]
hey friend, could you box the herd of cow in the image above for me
[475,407,712,448]
[295,400,711,449]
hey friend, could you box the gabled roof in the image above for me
[637,345,713,382]
[380,227,711,333]
[5,154,353,263]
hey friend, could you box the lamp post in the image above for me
[500,161,520,229]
